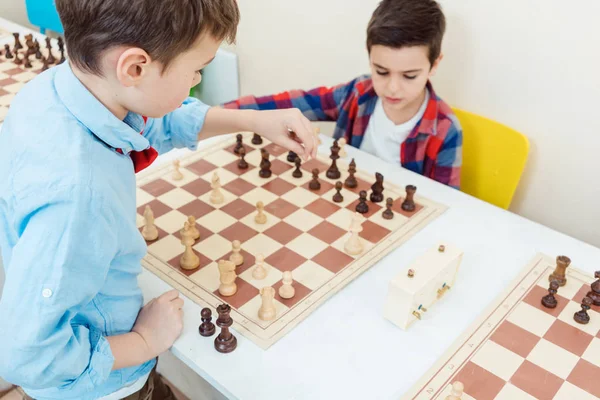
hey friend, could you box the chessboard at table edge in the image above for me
[403,253,600,400]
[136,132,448,349]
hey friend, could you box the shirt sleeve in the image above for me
[432,119,463,189]
[142,97,210,155]
[0,185,118,391]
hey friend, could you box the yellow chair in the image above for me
[452,108,529,210]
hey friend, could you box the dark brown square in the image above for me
[300,158,329,173]
[0,88,9,97]
[181,178,212,197]
[523,285,569,317]
[271,159,293,175]
[308,221,346,244]
[213,279,260,309]
[167,251,212,276]
[510,360,563,400]
[177,199,215,219]
[219,249,256,275]
[265,248,307,272]
[264,198,299,219]
[222,159,256,176]
[218,222,259,244]
[262,142,287,157]
[140,179,176,197]
[172,223,214,244]
[567,359,600,398]
[0,78,17,87]
[346,199,382,218]
[544,319,594,357]
[4,68,24,76]
[137,199,171,219]
[359,220,391,243]
[312,247,354,273]
[262,178,296,196]
[392,197,424,218]
[272,278,312,308]
[220,199,255,220]
[453,361,506,400]
[305,198,340,219]
[138,226,169,243]
[490,320,541,358]
[301,179,335,196]
[263,221,303,245]
[223,177,256,197]
[186,159,218,176]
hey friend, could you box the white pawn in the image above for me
[254,201,267,224]
[278,271,295,299]
[258,286,277,321]
[210,172,224,204]
[142,205,158,241]
[338,137,347,158]
[172,159,184,180]
[180,222,200,270]
[252,254,268,280]
[229,240,244,266]
[344,212,365,255]
[445,381,464,400]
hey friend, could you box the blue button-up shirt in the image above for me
[0,62,209,400]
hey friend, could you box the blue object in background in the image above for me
[25,0,64,34]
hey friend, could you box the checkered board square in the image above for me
[0,38,64,123]
[136,133,447,349]
[404,253,600,400]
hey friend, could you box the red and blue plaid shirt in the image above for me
[223,75,462,189]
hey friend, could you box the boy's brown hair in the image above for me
[56,0,240,75]
[366,0,446,66]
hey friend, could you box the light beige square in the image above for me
[0,106,8,121]
[189,262,221,292]
[558,300,600,336]
[536,275,584,300]
[244,147,264,167]
[321,187,359,208]
[237,293,289,328]
[239,187,279,208]
[240,211,281,233]
[155,209,188,234]
[0,93,15,106]
[278,168,313,186]
[325,207,356,230]
[200,168,239,186]
[147,234,182,261]
[136,188,155,207]
[157,187,196,210]
[281,187,320,208]
[201,149,239,167]
[553,381,599,400]
[287,233,329,259]
[368,207,409,231]
[293,260,335,291]
[242,234,283,258]
[471,340,525,381]
[239,168,277,186]
[506,302,555,337]
[493,383,537,400]
[239,265,282,290]
[527,338,580,379]
[330,233,374,258]
[136,213,145,228]
[283,209,324,232]
[582,337,600,365]
[198,188,236,209]
[12,70,37,82]
[4,82,24,94]
[162,166,200,187]
[192,234,231,261]
[196,209,236,234]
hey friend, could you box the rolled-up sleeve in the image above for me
[0,185,118,391]
[142,97,210,154]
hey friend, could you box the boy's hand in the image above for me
[132,289,184,358]
[251,109,318,161]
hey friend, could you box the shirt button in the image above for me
[42,288,53,298]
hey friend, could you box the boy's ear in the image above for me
[429,53,444,77]
[116,48,152,87]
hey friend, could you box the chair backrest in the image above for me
[25,0,64,34]
[453,108,529,209]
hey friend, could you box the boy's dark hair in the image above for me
[367,0,446,66]
[56,0,240,75]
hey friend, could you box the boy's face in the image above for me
[369,45,441,114]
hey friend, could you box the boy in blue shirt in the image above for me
[0,1,316,399]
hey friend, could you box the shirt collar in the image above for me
[412,81,440,138]
[54,62,150,154]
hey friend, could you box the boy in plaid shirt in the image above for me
[224,0,463,189]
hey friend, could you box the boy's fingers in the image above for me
[171,297,184,309]
[159,289,180,301]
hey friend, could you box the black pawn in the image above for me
[4,44,13,59]
[259,149,272,178]
[199,307,216,337]
[35,41,42,60]
[238,146,248,169]
[382,198,394,220]
[251,133,263,145]
[574,297,592,325]
[13,33,22,51]
[344,158,358,189]
[356,190,369,214]
[309,168,321,191]
[13,53,22,65]
[287,151,298,163]
[214,304,237,353]
[233,133,243,155]
[333,181,343,203]
[23,54,32,69]
[370,172,384,203]
[541,280,559,309]
[58,48,66,64]
[292,157,303,178]
[41,56,49,72]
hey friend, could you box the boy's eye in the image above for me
[376,70,389,76]
[404,75,418,80]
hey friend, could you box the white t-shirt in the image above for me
[359,90,430,164]
[97,371,151,400]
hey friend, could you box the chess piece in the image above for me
[401,185,417,212]
[549,255,571,287]
[210,172,224,204]
[45,37,52,50]
[333,181,344,203]
[58,46,66,64]
[445,381,464,400]
[233,133,244,155]
[180,215,200,240]
[199,307,216,337]
[13,33,22,51]
[292,157,303,178]
[41,56,49,72]
[382,198,394,220]
[180,222,200,270]
[252,254,268,280]
[574,297,592,325]
[4,44,13,59]
[344,158,358,188]
[46,46,56,65]
[172,159,184,180]
[309,168,321,191]
[344,212,365,255]
[214,304,237,353]
[541,280,559,309]
[57,36,64,50]
[23,53,31,69]
[13,53,22,65]
[356,190,369,214]
[237,146,248,169]
[326,140,341,179]
[25,35,35,56]
[258,286,277,321]
[255,201,267,224]
[370,172,384,203]
[279,271,295,299]
[252,133,263,145]
[141,205,159,241]
[218,259,237,296]
[287,150,298,163]
[229,240,244,266]
[259,149,272,178]
[587,271,600,306]
[338,137,347,157]
[34,40,42,59]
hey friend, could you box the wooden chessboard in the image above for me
[403,253,600,400]
[135,133,447,349]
